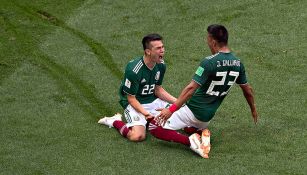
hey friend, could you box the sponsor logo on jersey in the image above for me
[125,78,131,88]
[155,71,160,81]
[141,78,146,83]
[195,66,204,76]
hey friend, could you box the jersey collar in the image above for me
[218,51,231,54]
[142,56,156,71]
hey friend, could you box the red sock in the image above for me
[149,120,190,146]
[113,120,129,138]
[184,126,202,135]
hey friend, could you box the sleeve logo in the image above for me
[195,66,204,76]
[125,78,131,88]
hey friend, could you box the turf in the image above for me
[1,0,306,174]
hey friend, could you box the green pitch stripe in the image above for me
[1,5,112,117]
[14,2,123,80]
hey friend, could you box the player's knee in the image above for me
[127,129,146,142]
[128,133,145,142]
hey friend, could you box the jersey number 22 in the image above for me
[142,84,155,95]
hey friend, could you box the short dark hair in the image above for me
[142,33,163,50]
[207,24,228,45]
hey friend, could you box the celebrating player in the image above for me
[149,24,258,158]
[98,34,176,142]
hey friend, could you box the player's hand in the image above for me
[252,110,258,124]
[145,114,154,122]
[156,108,172,126]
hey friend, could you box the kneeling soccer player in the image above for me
[98,34,176,142]
[149,24,259,158]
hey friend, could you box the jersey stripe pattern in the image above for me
[132,60,143,74]
[119,56,166,109]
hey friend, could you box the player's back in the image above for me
[205,52,242,97]
[187,52,247,122]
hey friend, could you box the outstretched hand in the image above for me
[252,110,258,124]
[155,108,172,126]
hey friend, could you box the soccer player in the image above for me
[98,34,176,142]
[149,24,258,158]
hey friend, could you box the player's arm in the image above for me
[156,81,200,125]
[172,80,200,108]
[154,85,177,104]
[127,94,153,120]
[239,84,258,124]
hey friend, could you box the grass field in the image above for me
[1,0,307,174]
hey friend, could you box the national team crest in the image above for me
[155,71,160,81]
[133,116,140,121]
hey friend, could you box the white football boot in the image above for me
[189,133,209,159]
[201,129,211,158]
[98,113,122,128]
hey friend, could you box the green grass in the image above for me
[1,0,307,174]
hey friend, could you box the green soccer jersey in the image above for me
[187,52,247,122]
[119,56,166,109]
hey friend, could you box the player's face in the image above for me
[147,40,165,63]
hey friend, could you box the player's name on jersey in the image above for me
[217,60,240,67]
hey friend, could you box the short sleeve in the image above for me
[236,62,248,84]
[192,59,212,85]
[122,69,139,95]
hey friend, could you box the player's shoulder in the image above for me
[156,60,166,70]
[205,52,220,60]
[199,53,220,66]
[126,56,144,74]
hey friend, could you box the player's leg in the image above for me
[98,105,148,142]
[142,98,170,117]
[149,118,209,158]
[183,126,205,135]
[187,113,211,157]
[145,99,191,145]
[149,105,210,158]
[98,113,130,138]
[126,125,146,141]
[149,119,190,145]
[98,117,148,142]
[119,99,168,142]
[149,105,196,144]
[122,105,148,141]
[177,108,211,158]
[182,113,211,158]
[125,98,170,141]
